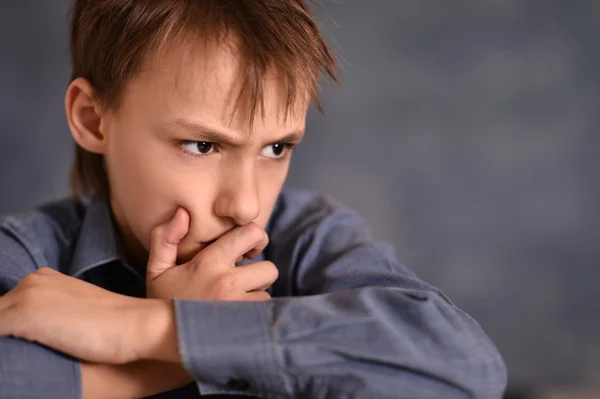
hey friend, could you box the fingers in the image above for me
[199,222,269,266]
[244,243,266,261]
[0,290,18,336]
[0,294,12,317]
[233,261,279,292]
[147,207,190,281]
[0,304,14,336]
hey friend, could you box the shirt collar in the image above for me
[68,196,136,279]
[68,194,281,280]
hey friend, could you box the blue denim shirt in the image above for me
[0,189,507,399]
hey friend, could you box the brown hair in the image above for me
[68,0,338,199]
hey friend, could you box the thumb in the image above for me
[147,207,190,281]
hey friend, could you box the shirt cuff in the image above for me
[0,337,81,399]
[173,298,286,397]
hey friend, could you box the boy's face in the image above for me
[101,42,307,266]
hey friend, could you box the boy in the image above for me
[0,1,507,398]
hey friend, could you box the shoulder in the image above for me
[0,197,85,276]
[271,188,367,234]
[269,189,414,296]
[269,188,384,259]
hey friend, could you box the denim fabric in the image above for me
[0,189,507,398]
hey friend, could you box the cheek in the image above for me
[107,129,156,196]
[255,163,288,228]
[107,143,204,250]
[141,184,216,243]
[108,126,192,208]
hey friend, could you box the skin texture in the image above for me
[68,38,307,273]
[0,38,311,398]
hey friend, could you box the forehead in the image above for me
[121,37,308,135]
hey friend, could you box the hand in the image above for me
[0,267,173,365]
[146,207,279,301]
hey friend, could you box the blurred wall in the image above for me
[1,0,599,390]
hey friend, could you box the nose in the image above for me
[214,161,260,226]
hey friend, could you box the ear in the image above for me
[65,78,109,154]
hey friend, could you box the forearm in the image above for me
[83,298,191,399]
[172,288,507,398]
[0,336,82,399]
[81,360,194,399]
[80,296,193,399]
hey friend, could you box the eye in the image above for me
[180,141,215,157]
[261,143,294,159]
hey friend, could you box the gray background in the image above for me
[1,1,599,392]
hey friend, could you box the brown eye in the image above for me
[180,141,216,157]
[196,142,213,154]
[262,143,291,159]
[272,144,284,156]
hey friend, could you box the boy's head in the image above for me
[65,0,337,266]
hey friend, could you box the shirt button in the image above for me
[227,378,250,391]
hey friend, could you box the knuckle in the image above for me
[36,267,53,274]
[263,261,279,281]
[242,223,268,248]
[259,229,269,244]
[150,226,164,243]
[215,275,240,298]
[16,286,39,309]
[7,308,29,337]
[23,285,40,301]
[243,223,262,239]
[193,250,212,268]
[190,254,204,269]
[20,273,37,286]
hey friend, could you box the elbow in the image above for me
[460,348,508,399]
[430,294,508,399]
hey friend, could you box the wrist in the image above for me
[81,360,194,399]
[138,298,182,363]
[81,362,135,399]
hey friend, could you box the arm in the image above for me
[81,361,193,399]
[0,267,83,399]
[0,228,192,399]
[2,192,507,398]
[151,192,507,398]
[79,299,194,399]
[0,268,192,399]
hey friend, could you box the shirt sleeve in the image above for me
[0,227,82,399]
[173,190,508,398]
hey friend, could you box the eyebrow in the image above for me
[166,118,305,146]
